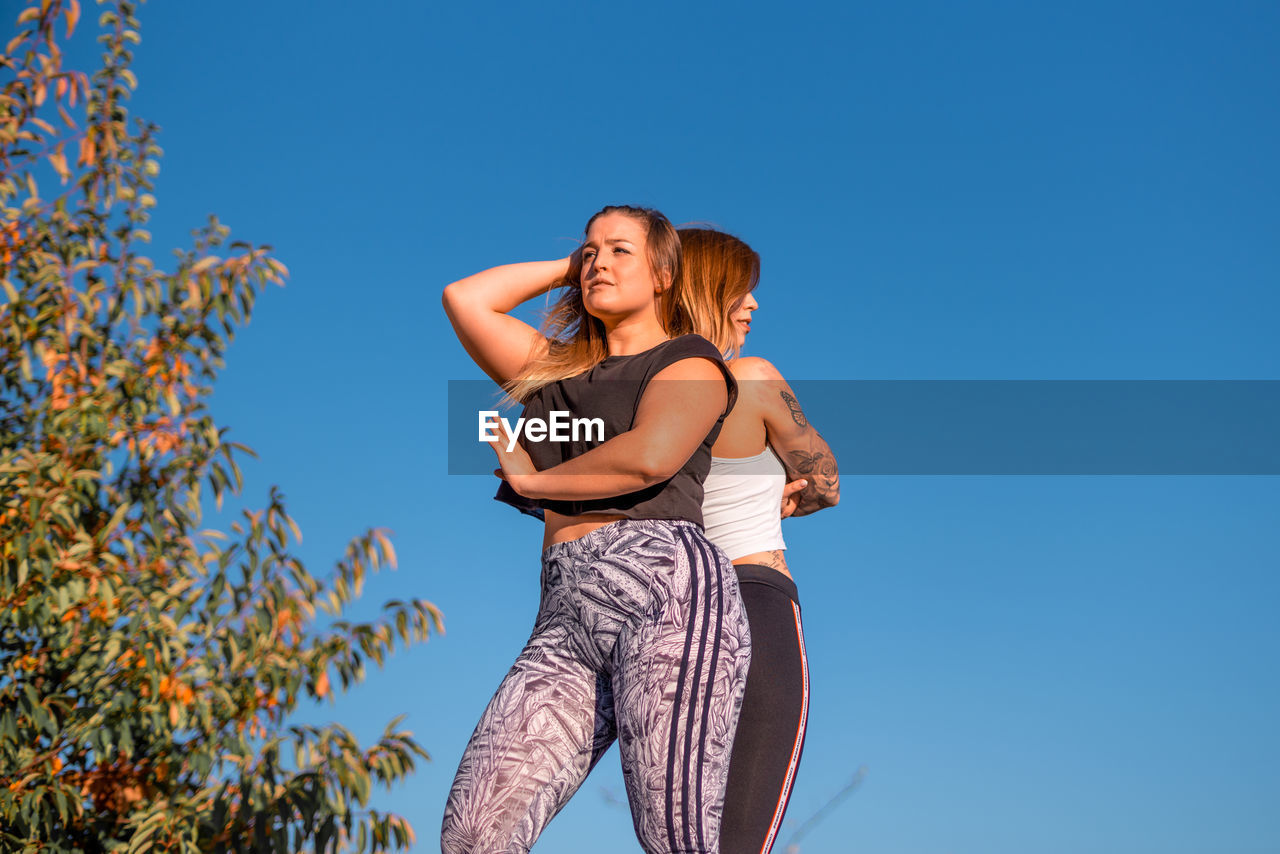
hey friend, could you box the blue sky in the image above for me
[87,1,1280,851]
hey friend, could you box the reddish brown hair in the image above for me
[676,227,760,357]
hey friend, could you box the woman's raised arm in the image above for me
[441,257,571,386]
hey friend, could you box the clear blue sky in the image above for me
[90,1,1280,851]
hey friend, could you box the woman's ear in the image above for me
[654,267,673,294]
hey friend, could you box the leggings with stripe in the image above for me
[720,564,810,854]
[440,519,751,854]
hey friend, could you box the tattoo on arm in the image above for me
[783,446,840,516]
[770,385,839,516]
[787,450,823,475]
[780,390,807,428]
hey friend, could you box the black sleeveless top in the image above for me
[494,334,737,526]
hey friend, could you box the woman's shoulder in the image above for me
[642,334,730,374]
[661,333,724,358]
[728,355,785,382]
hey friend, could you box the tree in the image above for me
[0,2,442,850]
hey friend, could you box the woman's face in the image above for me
[729,291,759,349]
[580,213,661,322]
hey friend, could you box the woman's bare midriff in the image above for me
[543,510,631,549]
[731,549,792,580]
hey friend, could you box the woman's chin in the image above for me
[581,301,610,321]
[582,298,633,322]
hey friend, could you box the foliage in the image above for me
[0,2,442,850]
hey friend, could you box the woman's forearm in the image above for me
[442,257,572,314]
[512,367,726,501]
[501,355,726,503]
[778,432,840,516]
[511,430,668,501]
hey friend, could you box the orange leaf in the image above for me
[315,670,330,698]
[78,134,94,168]
[67,71,83,107]
[190,256,219,275]
[65,0,80,39]
[48,149,68,182]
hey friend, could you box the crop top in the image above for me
[494,334,737,526]
[701,447,788,560]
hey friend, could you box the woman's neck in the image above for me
[604,315,669,356]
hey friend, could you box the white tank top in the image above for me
[701,447,787,560]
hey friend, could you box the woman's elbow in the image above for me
[631,441,686,485]
[635,454,679,485]
[441,281,465,315]
[442,283,488,337]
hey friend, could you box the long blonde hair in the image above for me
[505,205,689,404]
[676,227,760,358]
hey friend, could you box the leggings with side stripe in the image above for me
[440,519,751,854]
[720,564,810,854]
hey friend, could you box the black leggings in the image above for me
[721,564,809,854]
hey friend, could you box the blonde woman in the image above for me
[679,227,840,854]
[441,207,750,854]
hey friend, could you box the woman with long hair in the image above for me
[678,226,840,854]
[440,207,750,854]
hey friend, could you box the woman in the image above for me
[678,227,840,854]
[440,207,750,854]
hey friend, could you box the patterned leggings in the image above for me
[441,519,751,854]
